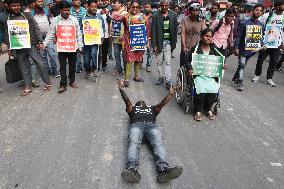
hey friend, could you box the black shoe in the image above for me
[157,166,183,183]
[121,168,141,183]
[236,82,243,91]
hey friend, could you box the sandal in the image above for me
[124,80,130,87]
[20,89,32,96]
[207,111,215,120]
[44,84,52,91]
[58,86,67,93]
[133,77,144,82]
[194,112,202,121]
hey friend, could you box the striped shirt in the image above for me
[70,7,87,30]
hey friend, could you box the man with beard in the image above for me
[117,79,183,183]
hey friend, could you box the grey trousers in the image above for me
[16,45,50,88]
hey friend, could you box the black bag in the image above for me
[5,58,22,84]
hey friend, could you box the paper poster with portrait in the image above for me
[82,19,102,45]
[263,24,282,48]
[7,20,31,49]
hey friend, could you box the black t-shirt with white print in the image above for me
[128,106,159,124]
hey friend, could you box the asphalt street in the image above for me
[0,38,284,189]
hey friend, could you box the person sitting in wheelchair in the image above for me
[185,28,225,121]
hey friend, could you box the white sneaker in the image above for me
[266,79,276,87]
[252,76,260,83]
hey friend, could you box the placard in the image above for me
[7,20,31,49]
[245,25,262,51]
[56,24,76,52]
[192,54,224,77]
[111,20,122,37]
[82,19,102,45]
[129,24,147,51]
[263,24,282,48]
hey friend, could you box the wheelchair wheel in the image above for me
[175,68,185,105]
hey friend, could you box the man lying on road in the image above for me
[117,79,183,183]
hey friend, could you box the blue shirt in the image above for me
[235,18,264,57]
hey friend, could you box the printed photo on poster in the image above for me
[245,25,262,51]
[129,24,147,51]
[263,24,282,48]
[56,24,76,52]
[192,54,224,78]
[7,20,31,49]
[112,20,122,37]
[82,19,102,45]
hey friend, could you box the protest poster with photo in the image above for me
[82,19,102,45]
[56,24,76,52]
[7,20,31,49]
[192,54,224,78]
[263,24,282,48]
[111,20,122,37]
[129,24,147,51]
[245,25,262,51]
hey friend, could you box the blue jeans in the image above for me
[127,122,168,171]
[40,42,57,74]
[146,46,153,67]
[113,43,123,73]
[236,56,251,82]
[83,45,98,73]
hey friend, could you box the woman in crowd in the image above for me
[186,28,224,121]
[121,0,149,87]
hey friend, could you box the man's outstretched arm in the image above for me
[155,85,178,113]
[117,79,132,113]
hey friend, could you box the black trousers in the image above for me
[276,53,284,69]
[194,93,217,113]
[255,49,280,79]
[58,52,77,87]
[102,38,109,68]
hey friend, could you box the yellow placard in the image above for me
[82,19,102,45]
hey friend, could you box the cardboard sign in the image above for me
[7,20,31,49]
[245,25,262,51]
[192,54,224,78]
[263,24,282,48]
[111,20,122,37]
[82,19,102,45]
[129,24,147,51]
[56,24,76,52]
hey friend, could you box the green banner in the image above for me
[192,54,224,77]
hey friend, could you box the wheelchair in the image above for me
[175,66,220,115]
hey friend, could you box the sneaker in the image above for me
[32,80,40,88]
[275,68,283,72]
[252,76,260,83]
[165,80,173,88]
[121,168,141,183]
[154,77,164,85]
[266,79,276,87]
[146,66,151,72]
[236,82,243,91]
[157,166,183,183]
[51,71,60,78]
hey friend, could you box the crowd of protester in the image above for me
[0,0,284,114]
